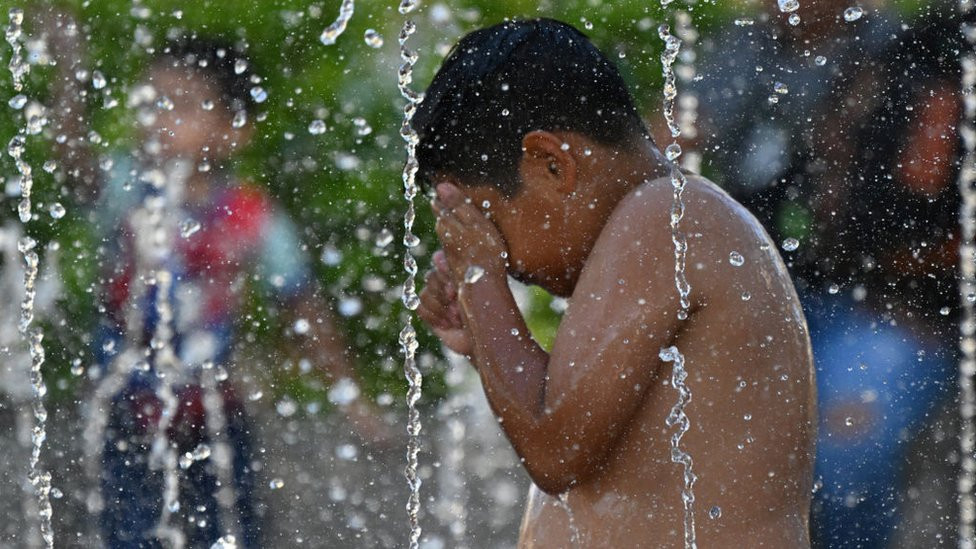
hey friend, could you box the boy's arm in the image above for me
[429,184,681,494]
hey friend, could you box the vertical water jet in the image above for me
[396,1,424,547]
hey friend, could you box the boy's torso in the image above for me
[519,176,816,548]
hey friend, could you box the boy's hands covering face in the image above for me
[418,250,474,356]
[431,183,508,280]
[417,183,509,356]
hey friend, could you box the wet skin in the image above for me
[418,130,816,548]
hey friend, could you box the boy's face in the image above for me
[458,183,572,292]
[437,131,642,297]
[143,64,251,161]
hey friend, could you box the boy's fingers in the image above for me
[417,301,449,331]
[435,182,463,208]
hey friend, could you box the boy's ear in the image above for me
[519,130,577,195]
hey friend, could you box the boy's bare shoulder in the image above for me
[609,173,768,243]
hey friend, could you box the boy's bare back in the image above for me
[516,175,815,548]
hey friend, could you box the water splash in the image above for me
[660,346,697,549]
[958,2,976,546]
[149,268,186,549]
[200,365,242,542]
[320,0,355,46]
[556,492,581,547]
[396,1,424,547]
[659,19,697,549]
[6,9,54,548]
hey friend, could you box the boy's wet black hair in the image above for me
[413,18,650,197]
[156,36,257,114]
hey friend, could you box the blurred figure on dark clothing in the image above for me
[696,3,961,547]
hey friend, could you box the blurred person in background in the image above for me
[695,2,959,547]
[41,9,392,548]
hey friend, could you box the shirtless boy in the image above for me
[414,19,816,548]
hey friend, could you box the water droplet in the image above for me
[249,86,267,103]
[234,59,248,75]
[308,119,326,135]
[941,306,952,316]
[269,478,284,490]
[375,228,394,248]
[364,29,384,48]
[815,55,827,66]
[774,82,789,95]
[48,202,65,220]
[92,70,107,90]
[50,487,63,499]
[741,291,752,301]
[177,218,200,238]
[734,19,754,26]
[293,318,310,335]
[464,265,485,284]
[232,110,247,129]
[729,251,745,267]
[42,160,56,173]
[845,416,854,426]
[782,238,800,252]
[8,94,26,109]
[201,99,214,111]
[778,0,800,13]
[510,328,520,336]
[843,6,864,22]
[828,284,840,295]
[665,143,682,161]
[320,244,342,266]
[328,377,361,406]
[788,13,801,25]
[338,296,363,317]
[709,506,722,519]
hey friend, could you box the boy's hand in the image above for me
[431,182,508,282]
[418,250,474,356]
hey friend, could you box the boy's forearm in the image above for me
[460,270,550,436]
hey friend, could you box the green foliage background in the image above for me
[0,0,933,409]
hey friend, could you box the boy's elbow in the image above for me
[525,462,578,495]
[522,448,598,495]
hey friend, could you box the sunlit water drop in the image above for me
[364,29,384,48]
[843,6,864,22]
[464,265,485,284]
[782,237,800,252]
[308,119,326,135]
[778,0,800,13]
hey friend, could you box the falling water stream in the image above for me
[658,15,698,549]
[959,0,976,546]
[396,1,424,547]
[6,8,54,548]
[320,0,356,46]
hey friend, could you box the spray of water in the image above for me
[556,492,582,546]
[958,1,976,546]
[6,8,54,548]
[659,20,697,549]
[200,365,242,542]
[320,0,355,46]
[396,1,424,547]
